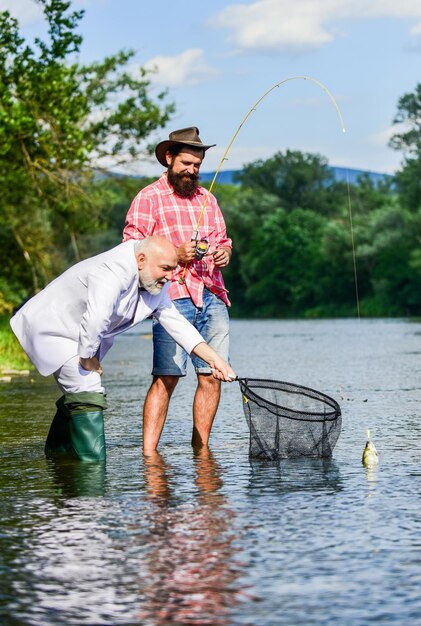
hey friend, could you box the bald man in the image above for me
[11,236,235,461]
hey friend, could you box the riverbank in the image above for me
[0,316,32,379]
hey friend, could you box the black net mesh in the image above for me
[238,378,342,460]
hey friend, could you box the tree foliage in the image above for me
[390,82,421,212]
[1,5,420,320]
[0,0,173,301]
[236,150,348,216]
[218,149,419,317]
[389,83,421,156]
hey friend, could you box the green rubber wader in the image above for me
[45,392,107,462]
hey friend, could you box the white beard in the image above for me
[139,269,168,295]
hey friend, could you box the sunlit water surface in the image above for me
[1,319,420,625]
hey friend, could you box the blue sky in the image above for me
[2,0,421,177]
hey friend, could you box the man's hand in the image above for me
[209,355,236,382]
[191,342,235,382]
[79,356,103,375]
[213,247,232,268]
[177,240,197,264]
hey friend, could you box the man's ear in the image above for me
[136,252,146,271]
[165,150,172,167]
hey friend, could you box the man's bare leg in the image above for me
[143,375,179,451]
[191,374,221,448]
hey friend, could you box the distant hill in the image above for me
[200,166,392,186]
[329,166,392,186]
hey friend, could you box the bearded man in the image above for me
[10,236,235,461]
[123,127,232,451]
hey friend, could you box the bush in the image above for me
[0,316,32,372]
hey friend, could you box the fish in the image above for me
[362,429,379,468]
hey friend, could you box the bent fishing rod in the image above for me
[180,75,347,284]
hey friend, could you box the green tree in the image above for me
[385,82,421,314]
[389,83,421,156]
[0,0,174,300]
[217,186,280,315]
[392,155,421,213]
[241,207,327,316]
[76,175,157,258]
[236,149,348,216]
[359,203,421,314]
[220,153,403,318]
[389,83,421,212]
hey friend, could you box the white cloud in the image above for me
[202,144,273,172]
[0,0,43,24]
[144,48,218,88]
[407,20,421,49]
[368,122,411,146]
[213,0,421,55]
[213,0,333,54]
[410,22,421,35]
[0,0,99,25]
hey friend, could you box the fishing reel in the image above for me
[179,234,209,284]
[194,238,209,260]
[191,231,209,260]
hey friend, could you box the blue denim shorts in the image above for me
[152,289,230,376]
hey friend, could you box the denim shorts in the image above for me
[152,289,230,376]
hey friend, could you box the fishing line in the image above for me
[203,75,345,204]
[346,168,361,318]
[181,75,359,317]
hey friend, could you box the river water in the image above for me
[0,318,420,625]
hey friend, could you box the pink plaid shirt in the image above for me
[123,173,232,307]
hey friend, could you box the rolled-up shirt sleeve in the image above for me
[123,194,156,241]
[153,295,205,354]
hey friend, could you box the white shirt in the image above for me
[11,241,204,376]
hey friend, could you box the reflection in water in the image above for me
[248,457,343,495]
[1,319,420,625]
[47,459,106,499]
[137,449,246,626]
[143,450,172,502]
[364,465,379,499]
[3,494,117,625]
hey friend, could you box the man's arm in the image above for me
[213,247,232,267]
[176,240,197,264]
[78,264,124,365]
[79,356,103,375]
[191,342,235,381]
[154,298,235,380]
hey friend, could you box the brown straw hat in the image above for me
[155,127,216,167]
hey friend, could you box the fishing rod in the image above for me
[180,75,349,285]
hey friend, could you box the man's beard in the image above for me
[139,270,169,295]
[167,167,199,198]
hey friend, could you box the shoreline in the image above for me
[0,368,32,383]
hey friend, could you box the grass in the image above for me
[0,316,33,373]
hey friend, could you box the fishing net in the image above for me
[238,378,342,460]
